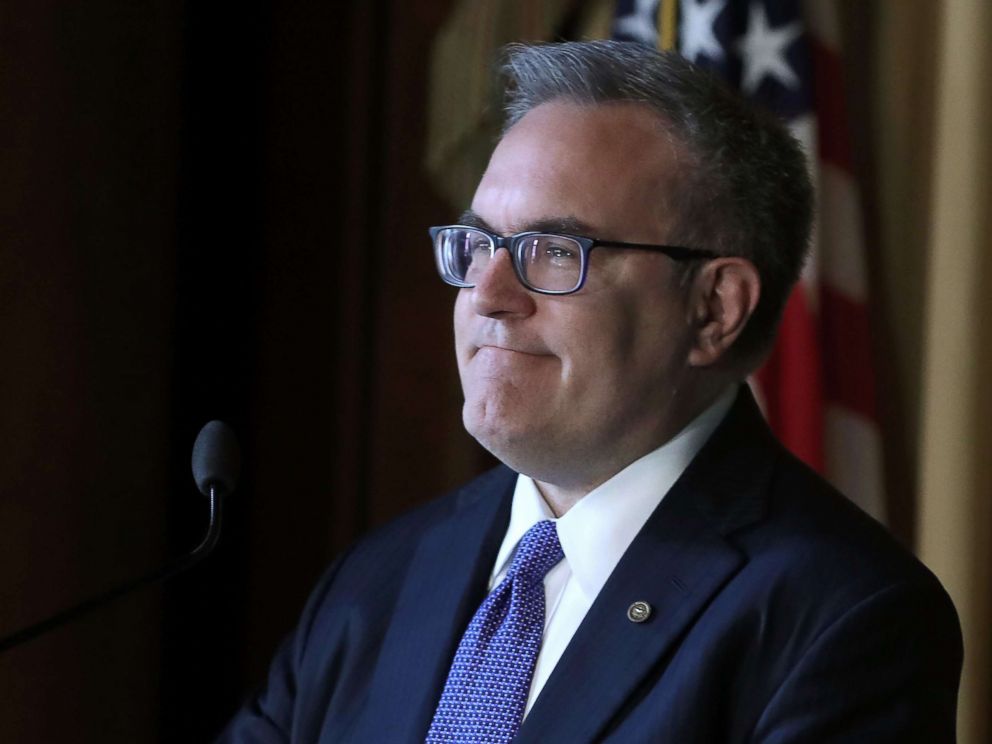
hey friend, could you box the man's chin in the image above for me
[462,407,560,478]
[465,406,533,464]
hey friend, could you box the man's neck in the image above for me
[533,481,589,517]
[534,383,737,516]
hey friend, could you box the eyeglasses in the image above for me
[429,225,718,295]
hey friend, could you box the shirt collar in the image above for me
[491,386,737,597]
[489,476,557,589]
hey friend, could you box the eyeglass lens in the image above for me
[438,228,583,293]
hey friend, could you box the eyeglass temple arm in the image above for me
[591,240,719,261]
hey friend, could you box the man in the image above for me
[219,40,961,742]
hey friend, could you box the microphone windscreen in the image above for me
[192,420,242,496]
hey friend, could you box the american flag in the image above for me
[614,0,885,522]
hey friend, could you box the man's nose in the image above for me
[469,248,537,318]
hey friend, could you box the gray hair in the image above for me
[499,39,813,364]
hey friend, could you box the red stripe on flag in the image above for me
[754,285,825,473]
[820,285,877,420]
[811,37,854,173]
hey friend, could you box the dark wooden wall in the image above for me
[0,1,490,741]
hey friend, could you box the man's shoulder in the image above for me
[284,465,514,657]
[321,465,514,590]
[678,386,955,639]
[693,387,943,599]
[358,464,513,548]
[744,445,953,619]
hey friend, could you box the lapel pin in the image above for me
[627,601,652,623]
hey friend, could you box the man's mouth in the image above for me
[474,344,550,358]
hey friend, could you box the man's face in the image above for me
[454,100,701,492]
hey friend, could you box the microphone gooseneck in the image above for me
[0,421,240,653]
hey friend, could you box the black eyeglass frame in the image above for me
[429,224,719,296]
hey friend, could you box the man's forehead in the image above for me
[468,101,681,246]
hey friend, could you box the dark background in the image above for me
[0,1,494,740]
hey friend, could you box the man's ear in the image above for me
[686,258,761,367]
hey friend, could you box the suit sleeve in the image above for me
[213,551,350,744]
[750,578,963,744]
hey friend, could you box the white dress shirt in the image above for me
[486,387,736,716]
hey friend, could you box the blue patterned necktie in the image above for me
[426,519,564,744]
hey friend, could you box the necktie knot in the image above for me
[509,520,563,588]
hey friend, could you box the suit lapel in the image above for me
[518,389,778,742]
[346,467,514,743]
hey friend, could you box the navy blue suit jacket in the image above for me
[218,389,962,742]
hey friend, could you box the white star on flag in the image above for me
[681,0,727,63]
[614,0,660,46]
[736,1,802,93]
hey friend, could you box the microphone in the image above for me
[0,420,241,653]
[189,420,242,557]
[193,420,241,498]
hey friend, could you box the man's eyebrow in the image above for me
[525,216,596,235]
[457,210,596,236]
[458,210,491,229]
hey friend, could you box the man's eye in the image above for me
[544,245,577,260]
[470,241,491,257]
